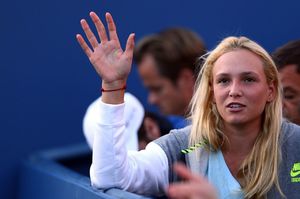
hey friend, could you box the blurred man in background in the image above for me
[273,40,300,125]
[134,28,206,128]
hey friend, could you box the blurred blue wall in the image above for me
[1,0,299,198]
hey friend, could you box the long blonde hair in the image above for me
[189,36,283,198]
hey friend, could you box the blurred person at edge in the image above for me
[273,40,300,125]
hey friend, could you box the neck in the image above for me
[222,120,261,154]
[221,120,261,178]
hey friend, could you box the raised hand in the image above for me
[167,163,218,199]
[76,12,135,90]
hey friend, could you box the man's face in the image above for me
[279,64,300,125]
[137,55,187,115]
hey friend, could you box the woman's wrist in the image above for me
[101,80,127,104]
[102,80,126,90]
[101,84,126,92]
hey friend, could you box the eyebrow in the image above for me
[215,71,259,77]
[283,86,297,93]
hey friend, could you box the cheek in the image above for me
[283,100,292,108]
[213,88,226,104]
[160,89,171,100]
[249,86,268,100]
[163,85,179,98]
[213,93,226,115]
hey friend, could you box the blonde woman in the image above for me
[76,12,300,199]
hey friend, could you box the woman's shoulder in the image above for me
[154,126,191,146]
[281,120,300,143]
[280,121,300,159]
[273,121,300,198]
[153,126,191,157]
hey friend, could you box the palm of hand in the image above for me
[90,41,131,84]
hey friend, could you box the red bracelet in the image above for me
[101,85,127,92]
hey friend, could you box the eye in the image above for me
[283,89,296,100]
[284,94,295,100]
[243,77,256,83]
[217,78,230,84]
[283,91,295,100]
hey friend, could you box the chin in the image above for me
[225,117,247,125]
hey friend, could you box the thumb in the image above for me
[124,33,135,59]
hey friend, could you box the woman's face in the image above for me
[212,49,274,127]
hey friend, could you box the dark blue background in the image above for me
[1,0,299,198]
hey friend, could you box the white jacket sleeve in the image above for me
[83,93,144,151]
[90,100,169,196]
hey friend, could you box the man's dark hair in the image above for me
[138,111,173,144]
[272,40,300,73]
[133,27,206,84]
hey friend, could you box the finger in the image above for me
[89,11,108,43]
[80,19,99,49]
[76,34,92,57]
[124,33,135,59]
[168,183,216,199]
[105,12,121,47]
[168,183,203,199]
[173,163,201,182]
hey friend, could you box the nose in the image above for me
[229,81,242,97]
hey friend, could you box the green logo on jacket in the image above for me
[181,140,208,154]
[291,162,300,183]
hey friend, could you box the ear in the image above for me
[267,81,276,102]
[212,95,216,103]
[176,68,194,88]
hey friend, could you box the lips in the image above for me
[226,102,246,111]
